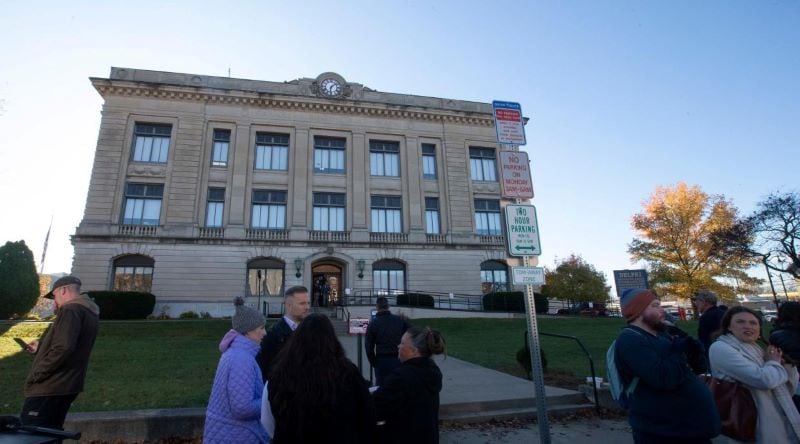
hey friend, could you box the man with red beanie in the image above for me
[614,288,720,443]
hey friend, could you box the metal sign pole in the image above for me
[523,255,550,443]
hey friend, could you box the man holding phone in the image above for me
[20,275,100,429]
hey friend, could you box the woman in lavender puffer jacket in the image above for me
[203,298,269,444]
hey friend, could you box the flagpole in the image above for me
[40,216,53,274]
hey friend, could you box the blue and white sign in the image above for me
[492,100,527,146]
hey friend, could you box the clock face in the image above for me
[319,78,342,97]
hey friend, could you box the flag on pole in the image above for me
[40,217,52,274]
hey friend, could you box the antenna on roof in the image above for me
[228,67,231,78]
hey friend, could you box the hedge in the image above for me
[86,291,156,320]
[482,291,525,312]
[396,292,435,308]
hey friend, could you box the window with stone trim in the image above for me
[371,195,402,233]
[112,255,154,292]
[211,129,230,167]
[206,187,225,227]
[481,260,509,294]
[422,143,437,179]
[373,259,406,295]
[254,133,289,171]
[123,183,163,226]
[425,197,440,234]
[251,190,287,229]
[474,199,502,236]
[369,140,400,177]
[469,147,497,182]
[314,136,346,174]
[313,193,346,231]
[132,123,171,163]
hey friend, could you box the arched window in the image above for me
[373,260,405,295]
[113,255,155,292]
[247,258,285,298]
[481,260,508,294]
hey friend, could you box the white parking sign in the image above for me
[505,204,542,256]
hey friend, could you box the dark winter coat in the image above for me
[268,361,375,444]
[25,296,99,397]
[365,311,409,365]
[256,317,292,382]
[373,356,443,444]
[698,305,727,353]
[770,324,800,364]
[615,325,720,440]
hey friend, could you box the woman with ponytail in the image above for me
[373,326,446,443]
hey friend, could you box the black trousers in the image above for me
[20,394,78,429]
[632,429,711,444]
[374,355,401,386]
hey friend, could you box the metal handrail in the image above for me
[539,331,601,412]
[345,289,485,311]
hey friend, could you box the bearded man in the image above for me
[614,288,720,444]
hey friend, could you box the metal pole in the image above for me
[764,257,780,309]
[523,255,550,444]
[779,274,790,299]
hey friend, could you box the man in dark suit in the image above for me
[366,297,409,385]
[694,290,727,354]
[257,285,310,381]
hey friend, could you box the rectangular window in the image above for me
[370,195,402,233]
[314,137,346,173]
[251,190,287,229]
[425,197,440,234]
[474,199,502,235]
[254,133,289,171]
[132,123,171,163]
[206,187,225,227]
[211,129,230,167]
[422,144,437,179]
[373,270,405,294]
[313,193,346,231]
[123,183,163,225]
[469,147,497,182]
[369,141,400,177]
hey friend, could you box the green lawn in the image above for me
[1,316,709,413]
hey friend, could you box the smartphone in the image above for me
[13,338,28,350]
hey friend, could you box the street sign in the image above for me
[613,269,649,298]
[512,266,545,285]
[492,101,527,146]
[505,204,542,256]
[499,150,534,199]
[348,318,369,335]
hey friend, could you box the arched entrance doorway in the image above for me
[312,261,343,307]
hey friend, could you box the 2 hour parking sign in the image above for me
[505,204,541,256]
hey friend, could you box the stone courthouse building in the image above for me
[72,67,525,316]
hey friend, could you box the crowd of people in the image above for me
[615,288,800,444]
[203,287,446,444]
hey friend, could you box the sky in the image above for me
[0,0,798,294]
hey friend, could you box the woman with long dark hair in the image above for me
[265,313,375,443]
[709,306,800,443]
[373,326,446,444]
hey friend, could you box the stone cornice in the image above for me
[90,79,496,127]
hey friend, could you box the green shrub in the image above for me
[200,311,212,319]
[179,311,199,319]
[396,293,435,308]
[483,291,525,312]
[86,291,155,320]
[516,330,547,380]
[0,240,40,319]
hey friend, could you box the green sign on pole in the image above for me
[505,204,542,257]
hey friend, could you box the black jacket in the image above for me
[770,325,800,364]
[373,357,443,444]
[25,297,100,397]
[698,305,727,352]
[256,317,292,382]
[365,311,408,365]
[269,361,376,444]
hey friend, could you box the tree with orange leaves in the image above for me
[628,183,758,303]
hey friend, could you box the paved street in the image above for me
[440,418,633,443]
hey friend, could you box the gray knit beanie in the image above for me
[232,297,265,334]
